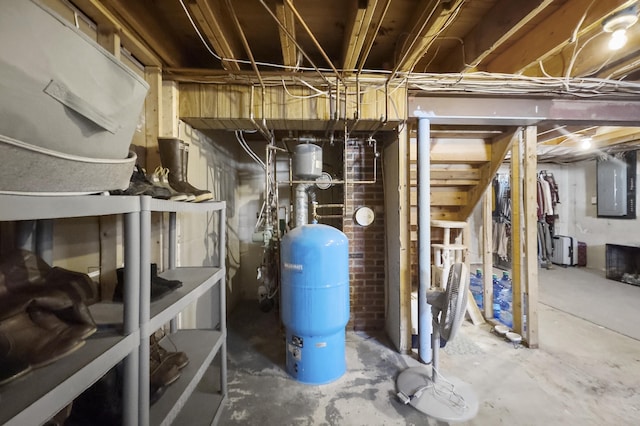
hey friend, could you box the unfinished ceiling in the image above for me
[70,0,640,156]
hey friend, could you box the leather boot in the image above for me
[157,138,213,203]
[150,333,189,370]
[0,310,85,369]
[0,249,50,296]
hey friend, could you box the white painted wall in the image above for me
[563,157,640,272]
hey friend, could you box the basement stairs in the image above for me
[409,127,518,323]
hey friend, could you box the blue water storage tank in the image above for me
[281,224,349,384]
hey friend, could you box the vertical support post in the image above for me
[482,188,493,319]
[417,117,432,364]
[511,130,523,335]
[144,66,162,172]
[138,198,151,426]
[123,210,140,426]
[219,205,228,396]
[36,219,53,265]
[16,221,36,253]
[97,27,121,301]
[523,126,539,348]
[168,212,177,269]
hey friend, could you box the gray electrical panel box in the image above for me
[597,151,636,219]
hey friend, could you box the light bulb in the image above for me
[581,137,593,150]
[608,29,627,50]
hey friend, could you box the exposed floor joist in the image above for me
[188,0,242,71]
[439,0,555,72]
[484,0,637,74]
[275,0,297,69]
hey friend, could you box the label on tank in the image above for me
[283,262,303,271]
[292,335,303,347]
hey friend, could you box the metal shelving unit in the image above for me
[0,194,141,426]
[0,194,227,426]
[139,197,227,426]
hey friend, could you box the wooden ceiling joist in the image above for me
[275,0,297,69]
[395,0,466,72]
[187,0,242,71]
[440,0,555,72]
[342,0,378,72]
[70,0,161,66]
[484,0,637,74]
[97,0,185,67]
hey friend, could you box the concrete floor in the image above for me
[218,268,640,425]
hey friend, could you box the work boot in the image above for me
[0,310,85,370]
[158,137,213,203]
[150,333,189,370]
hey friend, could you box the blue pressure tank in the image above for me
[280,224,349,384]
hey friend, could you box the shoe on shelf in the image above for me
[111,164,172,199]
[150,352,180,388]
[113,267,172,303]
[158,138,213,203]
[151,333,189,370]
[0,310,85,370]
[151,263,182,291]
[149,167,191,202]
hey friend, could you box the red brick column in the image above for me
[344,141,385,331]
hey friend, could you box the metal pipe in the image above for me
[284,0,344,84]
[417,116,432,364]
[294,183,311,227]
[227,0,272,141]
[258,0,333,87]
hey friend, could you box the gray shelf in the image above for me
[173,362,225,426]
[149,329,225,426]
[0,194,140,220]
[147,267,224,333]
[145,197,225,213]
[1,331,139,426]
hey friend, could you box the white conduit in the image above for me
[417,116,432,364]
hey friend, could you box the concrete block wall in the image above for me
[344,141,385,331]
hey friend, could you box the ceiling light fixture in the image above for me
[581,136,593,150]
[602,5,638,51]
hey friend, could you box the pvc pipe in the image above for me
[417,117,432,364]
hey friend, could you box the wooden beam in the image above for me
[342,0,377,72]
[459,129,517,220]
[441,0,554,72]
[510,130,523,337]
[529,22,640,78]
[430,139,491,163]
[188,0,242,71]
[275,0,297,69]
[523,126,539,347]
[71,0,161,66]
[99,0,184,67]
[395,0,466,72]
[482,188,493,320]
[144,67,162,171]
[484,0,636,74]
[161,80,180,138]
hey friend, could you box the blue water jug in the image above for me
[492,274,501,319]
[470,269,483,309]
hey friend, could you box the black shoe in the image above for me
[114,268,172,303]
[150,264,182,291]
[111,165,172,199]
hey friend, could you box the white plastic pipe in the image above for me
[417,116,432,364]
